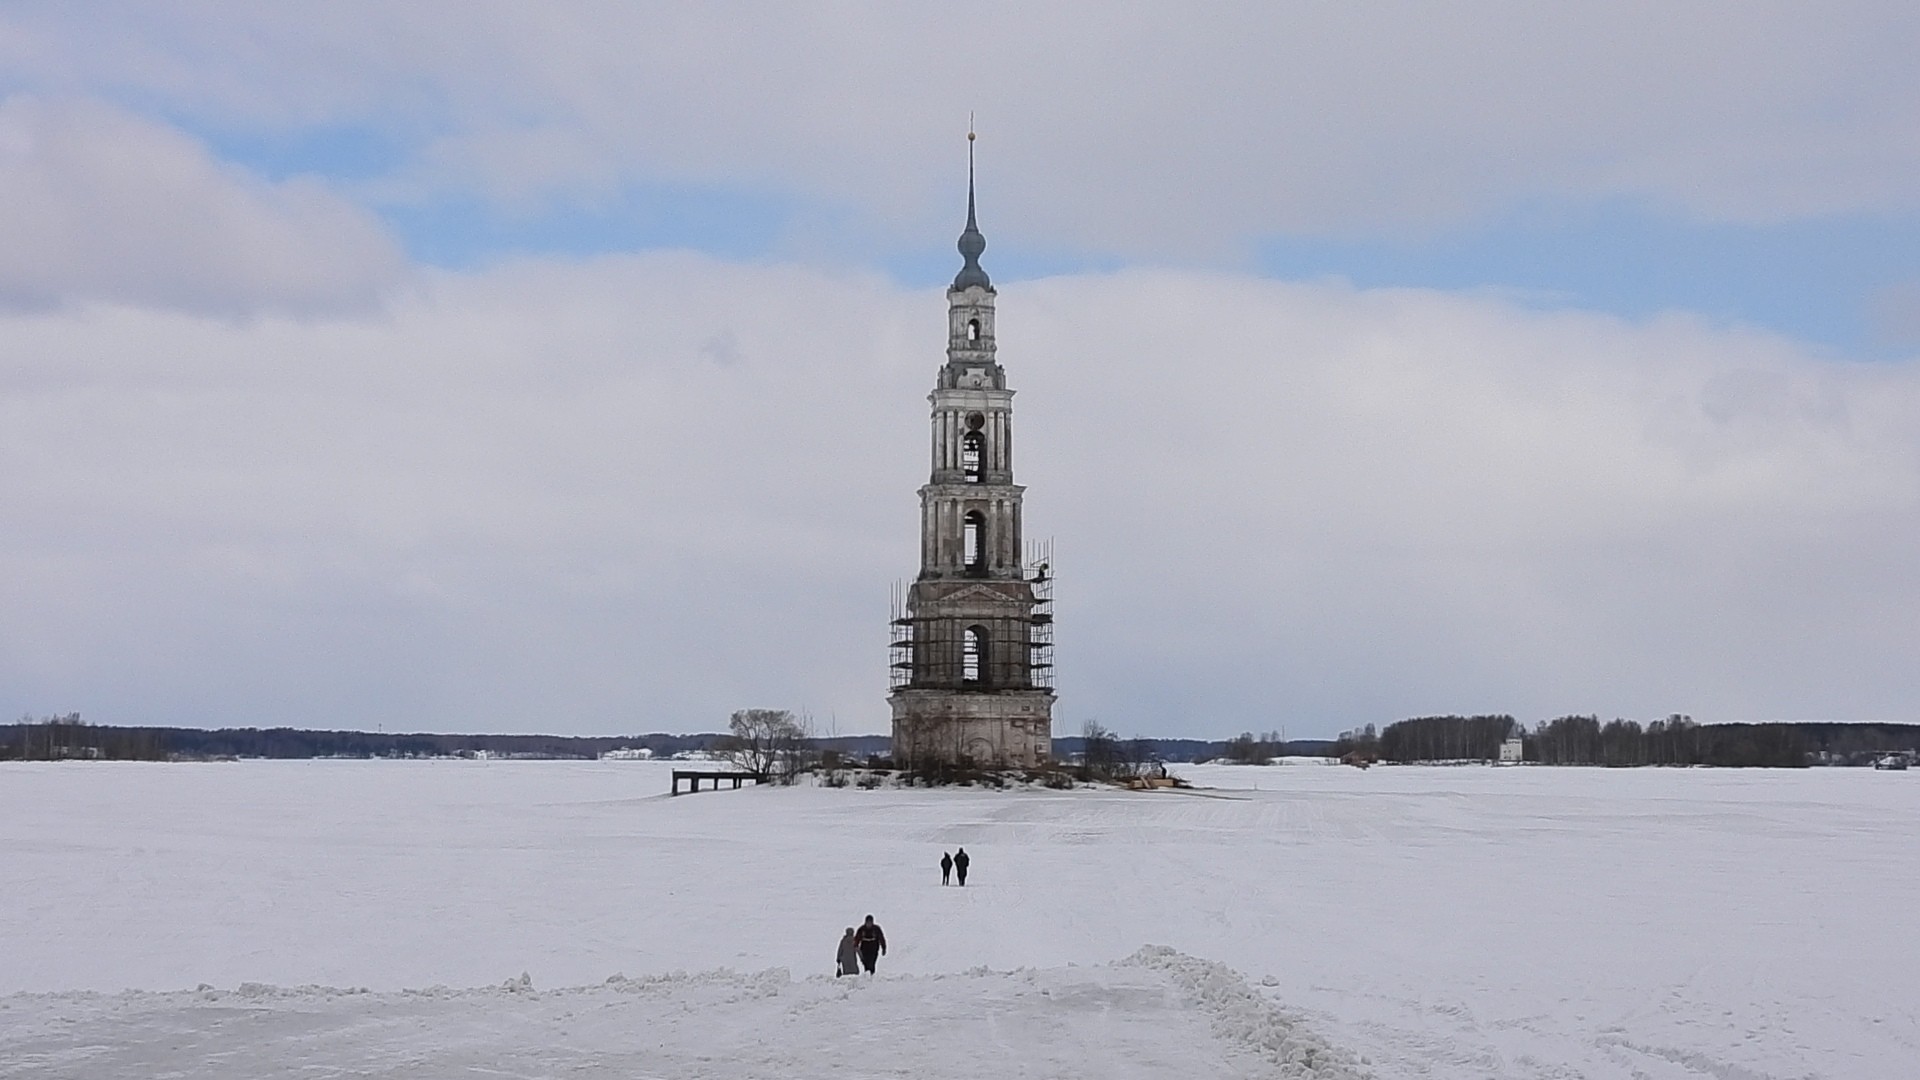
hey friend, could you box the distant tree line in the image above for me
[3,714,166,761]
[1048,731,1333,767]
[6,716,1911,768]
[0,719,744,762]
[1049,735,1334,764]
[1221,731,1285,764]
[1794,723,1920,765]
[1327,714,1866,768]
[1377,715,1517,763]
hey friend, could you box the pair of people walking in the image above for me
[829,848,975,979]
[940,847,970,886]
[836,915,886,977]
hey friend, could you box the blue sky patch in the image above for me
[180,113,1920,358]
[1259,201,1920,359]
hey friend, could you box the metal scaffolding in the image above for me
[888,579,914,690]
[1025,538,1054,690]
[887,539,1054,692]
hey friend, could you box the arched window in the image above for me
[961,430,983,483]
[963,510,985,573]
[963,626,987,684]
[967,318,980,342]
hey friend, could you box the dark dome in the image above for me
[952,187,991,290]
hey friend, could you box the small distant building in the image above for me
[1498,735,1525,764]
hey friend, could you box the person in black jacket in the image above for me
[953,847,970,886]
[940,851,953,885]
[854,914,887,974]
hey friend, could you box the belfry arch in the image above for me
[963,625,986,684]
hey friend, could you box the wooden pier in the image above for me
[670,769,767,795]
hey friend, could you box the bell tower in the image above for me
[889,131,1055,770]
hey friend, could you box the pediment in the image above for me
[939,582,1023,604]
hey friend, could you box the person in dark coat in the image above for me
[836,927,860,977]
[854,914,886,974]
[940,851,953,885]
[953,847,970,886]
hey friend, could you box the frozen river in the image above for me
[1,759,1914,1077]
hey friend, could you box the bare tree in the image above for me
[1115,737,1157,780]
[719,709,814,783]
[1077,721,1158,781]
[1078,720,1119,780]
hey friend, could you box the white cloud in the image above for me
[0,97,403,315]
[5,5,1919,255]
[2,256,1915,735]
[1871,281,1920,348]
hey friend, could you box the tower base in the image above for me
[889,689,1054,770]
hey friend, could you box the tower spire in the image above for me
[954,120,991,291]
[966,116,978,230]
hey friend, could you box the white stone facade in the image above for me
[891,688,1054,769]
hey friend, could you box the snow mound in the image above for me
[1125,946,1368,1079]
[0,951,1361,1079]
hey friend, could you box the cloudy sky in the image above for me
[3,4,1918,739]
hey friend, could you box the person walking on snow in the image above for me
[855,915,887,974]
[941,851,953,885]
[836,927,860,977]
[953,847,970,886]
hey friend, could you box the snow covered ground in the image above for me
[0,947,1360,1079]
[2,760,1915,1078]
